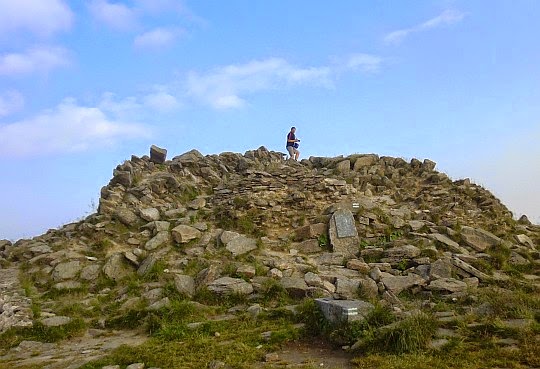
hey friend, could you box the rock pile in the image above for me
[1,146,538,366]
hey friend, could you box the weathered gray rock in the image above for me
[358,278,378,299]
[295,223,327,240]
[111,170,132,187]
[114,208,141,227]
[515,234,535,249]
[145,231,170,250]
[280,277,309,298]
[53,281,82,290]
[329,209,359,257]
[334,278,360,299]
[429,259,453,279]
[208,277,253,295]
[187,197,206,210]
[150,144,167,164]
[103,253,133,281]
[171,225,201,244]
[336,160,351,174]
[79,264,101,281]
[52,260,81,281]
[304,272,324,288]
[427,278,467,293]
[430,234,468,254]
[508,252,529,266]
[353,155,378,170]
[451,256,491,281]
[147,297,170,311]
[461,226,501,252]
[346,259,370,273]
[408,220,425,231]
[196,265,221,287]
[137,255,158,276]
[174,274,195,297]
[226,235,257,256]
[295,239,321,254]
[236,265,256,278]
[220,230,241,245]
[380,272,426,294]
[318,253,345,266]
[383,245,421,261]
[41,316,72,327]
[126,364,145,369]
[140,207,160,222]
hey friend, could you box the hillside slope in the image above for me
[0,146,538,369]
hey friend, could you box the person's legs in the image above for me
[294,149,300,161]
[287,146,295,159]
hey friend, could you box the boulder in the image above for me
[336,160,351,174]
[334,278,360,299]
[174,274,195,297]
[295,223,327,240]
[431,233,468,254]
[114,208,141,227]
[80,264,101,281]
[295,239,321,254]
[225,235,257,256]
[461,226,501,252]
[52,260,81,281]
[187,197,206,210]
[103,253,133,281]
[171,225,201,244]
[380,272,426,295]
[515,234,535,249]
[140,207,160,222]
[429,259,453,279]
[383,245,421,261]
[329,209,360,257]
[41,316,72,327]
[353,155,378,170]
[137,255,158,276]
[207,277,253,295]
[346,259,370,274]
[236,265,256,278]
[150,144,167,164]
[280,277,309,298]
[304,272,324,288]
[427,278,467,293]
[145,231,170,250]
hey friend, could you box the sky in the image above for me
[0,1,539,240]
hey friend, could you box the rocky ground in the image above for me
[0,146,538,369]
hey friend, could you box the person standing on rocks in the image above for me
[286,126,300,160]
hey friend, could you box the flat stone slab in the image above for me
[334,210,357,238]
[315,298,374,323]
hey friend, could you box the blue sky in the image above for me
[1,1,539,240]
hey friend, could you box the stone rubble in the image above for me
[1,146,538,367]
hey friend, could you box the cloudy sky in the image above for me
[1,1,539,240]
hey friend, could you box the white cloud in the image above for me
[345,53,384,73]
[0,0,73,38]
[384,9,466,44]
[0,98,150,157]
[143,90,181,112]
[186,58,333,109]
[0,46,70,76]
[134,27,184,49]
[89,0,138,31]
[0,91,24,117]
[185,55,385,109]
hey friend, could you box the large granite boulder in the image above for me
[460,226,501,252]
[150,145,167,164]
[171,225,201,244]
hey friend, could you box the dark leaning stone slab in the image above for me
[334,210,357,238]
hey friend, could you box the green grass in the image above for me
[0,319,87,352]
[78,313,301,369]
